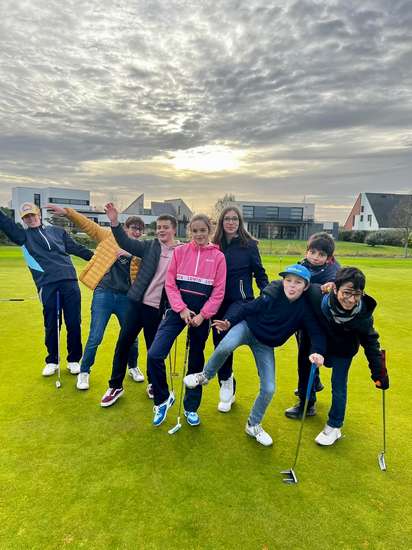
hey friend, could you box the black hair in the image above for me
[335,267,366,291]
[125,216,145,230]
[307,232,335,257]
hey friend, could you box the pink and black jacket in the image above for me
[165,241,227,319]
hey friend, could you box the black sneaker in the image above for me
[315,379,324,392]
[284,402,316,419]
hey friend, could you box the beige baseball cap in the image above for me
[20,202,40,218]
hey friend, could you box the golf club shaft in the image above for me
[291,362,317,470]
[382,390,386,454]
[176,329,191,418]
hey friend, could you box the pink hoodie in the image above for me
[165,241,226,319]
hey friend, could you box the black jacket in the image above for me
[221,238,268,303]
[305,285,382,378]
[111,224,164,304]
[0,211,93,289]
[299,257,340,285]
[226,280,326,353]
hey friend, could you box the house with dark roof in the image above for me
[344,192,412,231]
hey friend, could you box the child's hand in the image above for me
[309,353,324,366]
[46,204,67,216]
[180,308,195,324]
[117,249,131,258]
[321,282,336,293]
[190,313,204,327]
[104,202,119,225]
[212,319,231,333]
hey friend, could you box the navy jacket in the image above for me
[305,285,382,379]
[221,238,268,303]
[111,224,163,304]
[299,257,340,284]
[226,280,326,353]
[0,211,93,289]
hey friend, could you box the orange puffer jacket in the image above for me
[65,208,140,290]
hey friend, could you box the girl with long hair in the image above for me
[211,206,268,412]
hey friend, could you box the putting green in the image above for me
[0,247,410,549]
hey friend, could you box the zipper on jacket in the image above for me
[240,279,246,300]
[38,228,51,250]
[194,248,200,275]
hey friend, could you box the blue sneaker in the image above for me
[153,392,175,426]
[184,411,200,426]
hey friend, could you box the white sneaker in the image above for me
[76,372,90,390]
[218,376,235,412]
[128,367,144,382]
[67,362,81,375]
[245,422,273,446]
[184,372,209,388]
[315,424,342,446]
[42,363,58,376]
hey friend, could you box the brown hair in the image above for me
[125,216,145,230]
[307,232,335,257]
[212,205,256,247]
[188,214,212,235]
[157,214,177,229]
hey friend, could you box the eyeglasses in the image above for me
[339,290,364,300]
[128,225,143,231]
[223,217,239,223]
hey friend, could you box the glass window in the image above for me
[290,208,303,220]
[266,206,279,219]
[49,198,90,206]
[242,205,254,218]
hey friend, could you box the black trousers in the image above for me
[148,309,210,410]
[109,300,162,388]
[297,329,318,406]
[41,280,82,365]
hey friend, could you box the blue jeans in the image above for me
[81,288,138,373]
[326,356,353,428]
[204,320,275,425]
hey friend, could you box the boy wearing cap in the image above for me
[0,203,93,376]
[184,264,325,446]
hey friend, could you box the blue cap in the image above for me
[279,263,311,284]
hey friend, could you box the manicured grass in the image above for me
[258,239,409,257]
[0,246,410,549]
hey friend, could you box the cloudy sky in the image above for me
[1,0,411,222]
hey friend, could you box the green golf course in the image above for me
[0,245,410,549]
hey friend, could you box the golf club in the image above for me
[281,361,317,484]
[378,349,387,471]
[168,329,191,435]
[55,291,62,389]
[172,339,179,377]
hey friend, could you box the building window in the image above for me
[368,214,372,225]
[49,197,90,206]
[361,206,364,212]
[266,206,279,219]
[242,205,254,218]
[352,216,355,226]
[290,208,303,220]
[360,215,364,221]
[34,193,41,208]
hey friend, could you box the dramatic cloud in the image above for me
[1,0,411,220]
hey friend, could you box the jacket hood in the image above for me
[188,241,221,251]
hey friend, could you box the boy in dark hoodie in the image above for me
[290,232,340,406]
[184,264,325,447]
[286,267,389,446]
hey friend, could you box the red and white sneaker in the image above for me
[100,387,124,408]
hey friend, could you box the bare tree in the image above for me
[393,195,412,258]
[214,193,236,218]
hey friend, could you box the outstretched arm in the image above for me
[0,210,26,245]
[47,205,108,243]
[63,231,94,261]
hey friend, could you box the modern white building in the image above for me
[11,186,91,224]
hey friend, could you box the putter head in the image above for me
[378,452,387,471]
[55,380,62,389]
[168,417,182,435]
[281,468,298,484]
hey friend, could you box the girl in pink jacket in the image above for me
[148,214,226,427]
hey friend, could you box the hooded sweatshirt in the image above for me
[166,241,226,319]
